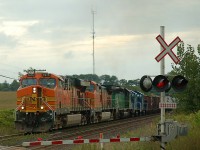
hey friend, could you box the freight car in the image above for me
[14,71,160,133]
[144,95,160,114]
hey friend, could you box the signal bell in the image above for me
[140,75,188,92]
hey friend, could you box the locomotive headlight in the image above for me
[33,87,37,93]
[21,106,25,110]
[41,106,44,109]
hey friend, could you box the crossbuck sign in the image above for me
[155,35,181,64]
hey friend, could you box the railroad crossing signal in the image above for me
[152,75,171,92]
[139,75,152,92]
[172,75,188,92]
[140,75,188,92]
[155,35,181,64]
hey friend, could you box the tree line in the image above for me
[0,80,19,91]
[170,43,200,112]
[0,75,141,92]
[70,74,140,87]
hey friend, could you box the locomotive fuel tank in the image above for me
[65,114,82,126]
[101,112,111,121]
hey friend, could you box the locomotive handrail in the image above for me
[14,99,24,121]
[81,98,91,108]
[42,99,54,111]
[15,99,24,111]
[72,97,91,108]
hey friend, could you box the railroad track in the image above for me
[0,132,49,149]
[28,114,159,150]
[0,114,159,149]
[0,133,26,150]
[0,133,24,143]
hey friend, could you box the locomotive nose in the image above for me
[32,86,42,96]
[18,86,46,112]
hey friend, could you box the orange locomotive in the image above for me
[15,71,112,132]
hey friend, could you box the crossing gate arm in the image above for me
[22,137,153,147]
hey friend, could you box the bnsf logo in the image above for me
[30,97,46,101]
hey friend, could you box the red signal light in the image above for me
[153,75,171,92]
[157,79,170,88]
[157,80,165,88]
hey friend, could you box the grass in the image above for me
[74,111,200,150]
[74,117,160,150]
[166,111,200,150]
[0,132,50,146]
[0,92,200,149]
[0,91,16,109]
[0,109,18,135]
[0,92,17,135]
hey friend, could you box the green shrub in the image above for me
[0,109,17,135]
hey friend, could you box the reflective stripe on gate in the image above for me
[22,137,152,147]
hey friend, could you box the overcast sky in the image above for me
[0,0,199,83]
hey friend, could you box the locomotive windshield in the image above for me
[22,78,37,87]
[39,78,56,89]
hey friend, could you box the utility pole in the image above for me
[92,9,96,75]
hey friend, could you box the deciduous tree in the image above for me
[171,42,200,112]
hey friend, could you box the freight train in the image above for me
[14,71,160,133]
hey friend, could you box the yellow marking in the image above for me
[17,96,56,111]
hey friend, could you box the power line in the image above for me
[0,74,17,80]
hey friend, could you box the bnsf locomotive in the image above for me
[14,71,160,133]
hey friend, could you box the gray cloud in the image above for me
[0,0,200,83]
[95,0,200,35]
[64,51,74,59]
[0,33,18,48]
